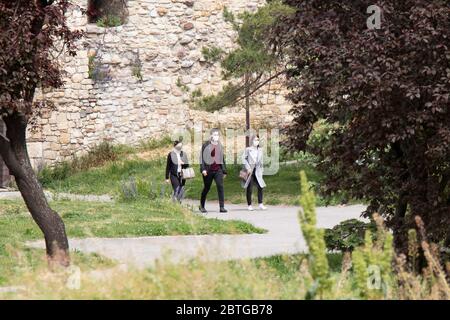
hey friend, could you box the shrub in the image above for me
[280,145,318,165]
[38,141,122,186]
[394,216,450,299]
[96,15,123,28]
[73,141,120,171]
[88,54,96,79]
[119,176,138,201]
[138,135,172,151]
[175,77,189,92]
[87,52,111,82]
[201,46,225,63]
[118,176,171,202]
[351,215,395,299]
[299,171,332,298]
[132,64,143,82]
[325,219,377,252]
[38,161,72,185]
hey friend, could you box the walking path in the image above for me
[28,201,367,268]
[0,189,113,202]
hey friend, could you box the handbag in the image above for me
[239,149,254,181]
[239,168,250,181]
[181,167,195,179]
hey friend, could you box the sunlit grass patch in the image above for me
[0,197,264,286]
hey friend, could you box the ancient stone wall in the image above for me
[29,0,292,167]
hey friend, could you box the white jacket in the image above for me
[242,147,266,188]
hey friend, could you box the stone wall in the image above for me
[29,0,292,167]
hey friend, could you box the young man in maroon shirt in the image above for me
[199,128,228,213]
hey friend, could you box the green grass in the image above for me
[36,136,353,205]
[41,158,166,196]
[0,252,344,299]
[250,253,343,277]
[40,157,349,206]
[0,245,115,287]
[0,198,263,286]
[185,163,319,205]
[0,198,263,239]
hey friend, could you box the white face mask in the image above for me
[211,133,220,142]
[253,139,259,147]
[175,143,182,151]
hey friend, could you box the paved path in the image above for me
[28,201,366,268]
[0,190,113,202]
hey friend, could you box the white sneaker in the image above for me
[259,204,267,210]
[248,205,254,211]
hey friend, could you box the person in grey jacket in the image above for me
[242,135,267,211]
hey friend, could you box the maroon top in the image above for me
[210,144,220,171]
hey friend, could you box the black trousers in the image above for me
[246,172,263,205]
[170,173,185,199]
[200,169,225,208]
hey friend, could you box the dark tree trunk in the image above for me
[245,72,250,147]
[0,113,70,266]
[393,194,408,253]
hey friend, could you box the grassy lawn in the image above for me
[0,198,263,286]
[40,158,167,196]
[0,245,115,287]
[185,163,321,205]
[40,156,348,206]
[0,253,345,299]
[0,199,262,239]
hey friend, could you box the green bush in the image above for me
[132,64,143,82]
[88,55,96,79]
[38,141,122,186]
[38,161,72,185]
[325,219,376,252]
[279,145,318,165]
[96,15,123,28]
[351,216,395,299]
[299,170,332,298]
[201,46,225,63]
[118,176,172,202]
[138,135,172,151]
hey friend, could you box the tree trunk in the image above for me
[393,195,408,254]
[0,113,70,267]
[245,72,250,147]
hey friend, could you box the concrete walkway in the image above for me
[28,201,366,268]
[0,189,113,202]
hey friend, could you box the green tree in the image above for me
[193,1,294,145]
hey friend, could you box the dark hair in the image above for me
[250,135,260,148]
[210,128,220,135]
[173,136,183,147]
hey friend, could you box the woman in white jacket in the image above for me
[242,135,267,211]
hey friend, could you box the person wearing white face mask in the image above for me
[242,135,267,211]
[165,139,189,202]
[199,128,228,213]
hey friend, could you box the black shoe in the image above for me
[199,206,208,213]
[219,207,228,213]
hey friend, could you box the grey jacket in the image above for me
[242,147,266,188]
[199,140,227,174]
